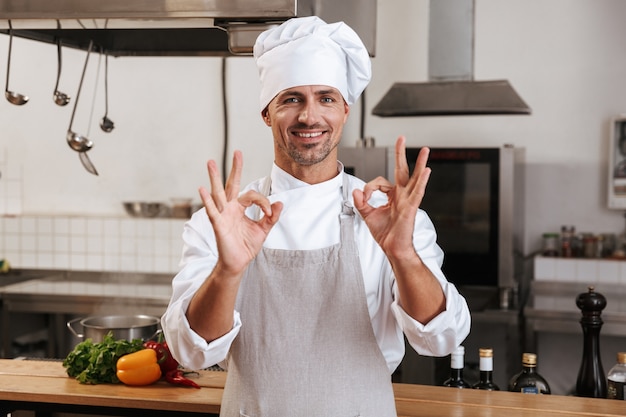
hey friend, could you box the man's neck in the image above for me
[276,159,340,185]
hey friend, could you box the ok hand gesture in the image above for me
[199,151,283,275]
[352,136,431,261]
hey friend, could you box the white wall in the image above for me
[1,0,626,261]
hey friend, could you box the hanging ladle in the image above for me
[5,21,29,105]
[66,40,98,176]
[66,40,93,153]
[53,22,70,106]
[99,53,114,132]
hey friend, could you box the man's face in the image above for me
[263,85,349,170]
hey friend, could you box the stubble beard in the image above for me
[285,137,336,166]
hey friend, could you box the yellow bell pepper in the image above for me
[116,348,162,386]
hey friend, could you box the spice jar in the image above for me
[582,234,597,258]
[561,226,575,258]
[542,233,560,257]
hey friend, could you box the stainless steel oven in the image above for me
[337,146,389,182]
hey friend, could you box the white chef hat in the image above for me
[253,16,371,112]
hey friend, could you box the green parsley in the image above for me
[62,332,144,384]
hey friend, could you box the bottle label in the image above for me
[479,357,493,372]
[451,355,464,369]
[520,386,540,394]
[608,379,625,400]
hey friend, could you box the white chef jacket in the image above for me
[161,162,471,372]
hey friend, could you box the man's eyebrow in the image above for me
[277,90,305,100]
[279,88,341,98]
[315,89,340,96]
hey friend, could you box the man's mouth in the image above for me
[294,131,324,138]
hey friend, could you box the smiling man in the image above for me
[162,16,470,417]
[264,85,348,181]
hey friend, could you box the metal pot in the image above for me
[67,315,160,343]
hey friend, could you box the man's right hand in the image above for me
[199,150,283,275]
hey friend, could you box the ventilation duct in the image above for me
[372,0,530,117]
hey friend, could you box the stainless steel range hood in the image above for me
[0,0,376,57]
[372,0,530,117]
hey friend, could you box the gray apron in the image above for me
[220,173,397,417]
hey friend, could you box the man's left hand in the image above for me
[352,136,431,261]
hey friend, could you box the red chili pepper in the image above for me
[143,337,179,374]
[165,369,201,389]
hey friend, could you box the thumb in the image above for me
[259,201,283,231]
[352,189,372,217]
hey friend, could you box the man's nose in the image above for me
[298,102,319,123]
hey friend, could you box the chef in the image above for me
[162,16,471,417]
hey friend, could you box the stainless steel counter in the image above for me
[1,270,173,358]
[524,280,626,346]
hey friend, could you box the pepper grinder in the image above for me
[575,286,607,398]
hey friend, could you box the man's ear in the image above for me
[261,108,271,126]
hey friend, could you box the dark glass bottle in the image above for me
[508,353,551,394]
[443,345,469,388]
[472,348,500,391]
[576,286,607,398]
[607,352,626,400]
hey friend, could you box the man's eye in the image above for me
[321,97,334,103]
[284,97,299,103]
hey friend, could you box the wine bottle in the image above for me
[472,348,500,391]
[508,353,551,394]
[607,352,626,400]
[443,345,469,388]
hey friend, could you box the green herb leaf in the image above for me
[62,331,144,384]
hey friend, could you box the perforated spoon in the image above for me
[5,21,28,106]
[79,151,98,176]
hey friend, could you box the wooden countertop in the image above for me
[1,359,624,416]
[0,359,223,415]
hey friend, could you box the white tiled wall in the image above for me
[0,148,23,216]
[0,215,187,273]
[534,255,626,284]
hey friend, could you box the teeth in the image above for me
[295,132,323,138]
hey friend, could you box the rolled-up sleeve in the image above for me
[391,209,471,357]
[392,282,471,356]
